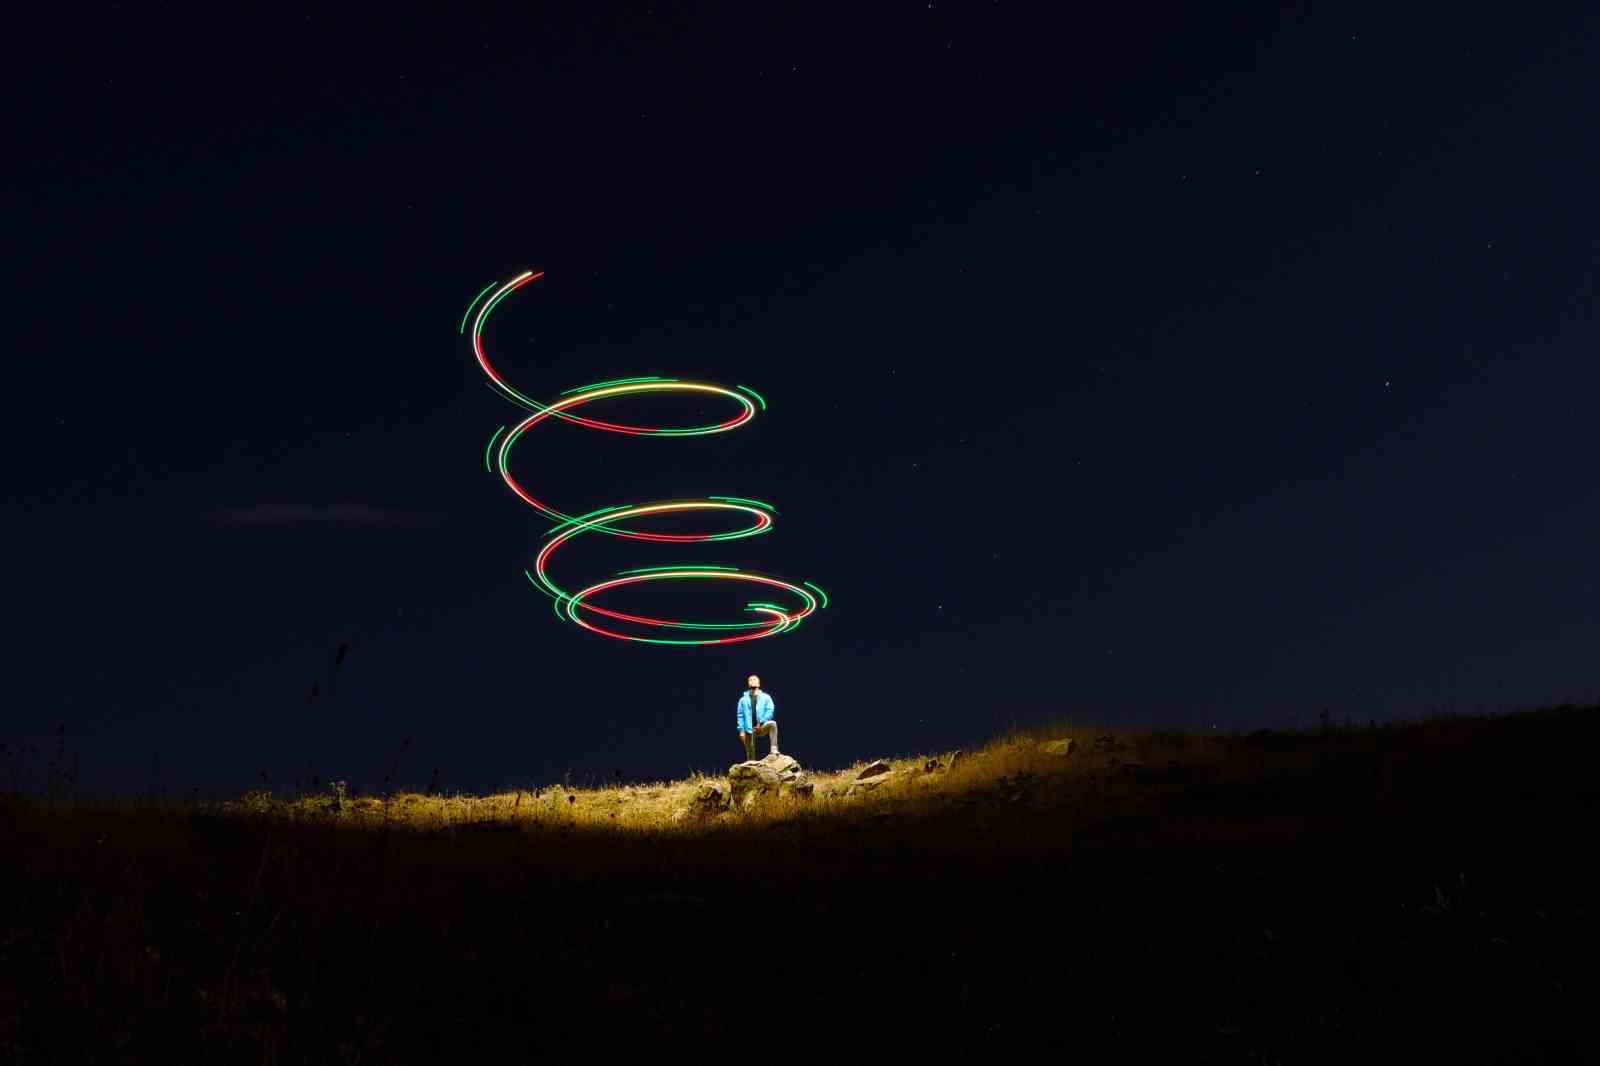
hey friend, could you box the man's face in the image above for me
[747,675,760,690]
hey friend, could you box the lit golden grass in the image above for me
[19,705,1589,870]
[220,721,1129,834]
[12,716,1313,903]
[199,718,1310,854]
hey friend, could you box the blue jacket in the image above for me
[736,689,775,733]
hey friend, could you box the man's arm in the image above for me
[735,695,748,733]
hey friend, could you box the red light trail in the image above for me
[466,270,828,645]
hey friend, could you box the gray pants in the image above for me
[741,720,779,760]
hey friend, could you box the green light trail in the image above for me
[709,495,777,512]
[560,376,672,395]
[471,269,827,644]
[484,425,506,472]
[459,281,497,334]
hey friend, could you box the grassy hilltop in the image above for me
[3,706,1598,1060]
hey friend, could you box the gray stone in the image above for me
[728,753,807,808]
[1040,738,1076,757]
[855,759,893,780]
[846,772,893,797]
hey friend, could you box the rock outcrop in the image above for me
[1039,738,1076,757]
[727,753,812,809]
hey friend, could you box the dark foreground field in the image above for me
[3,707,1598,1061]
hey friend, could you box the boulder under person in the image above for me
[736,674,777,761]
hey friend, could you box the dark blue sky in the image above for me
[4,3,1596,795]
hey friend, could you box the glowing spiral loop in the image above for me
[465,270,829,645]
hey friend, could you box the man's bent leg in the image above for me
[760,720,779,756]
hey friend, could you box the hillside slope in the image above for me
[3,707,1598,1059]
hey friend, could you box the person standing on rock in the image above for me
[736,674,778,761]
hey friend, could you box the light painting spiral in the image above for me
[465,269,829,645]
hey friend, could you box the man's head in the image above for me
[747,674,760,691]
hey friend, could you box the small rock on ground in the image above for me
[676,782,727,820]
[846,773,893,797]
[855,760,893,780]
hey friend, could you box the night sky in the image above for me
[6,3,1597,796]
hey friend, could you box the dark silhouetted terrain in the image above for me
[3,706,1597,1059]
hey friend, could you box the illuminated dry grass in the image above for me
[220,722,1119,835]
